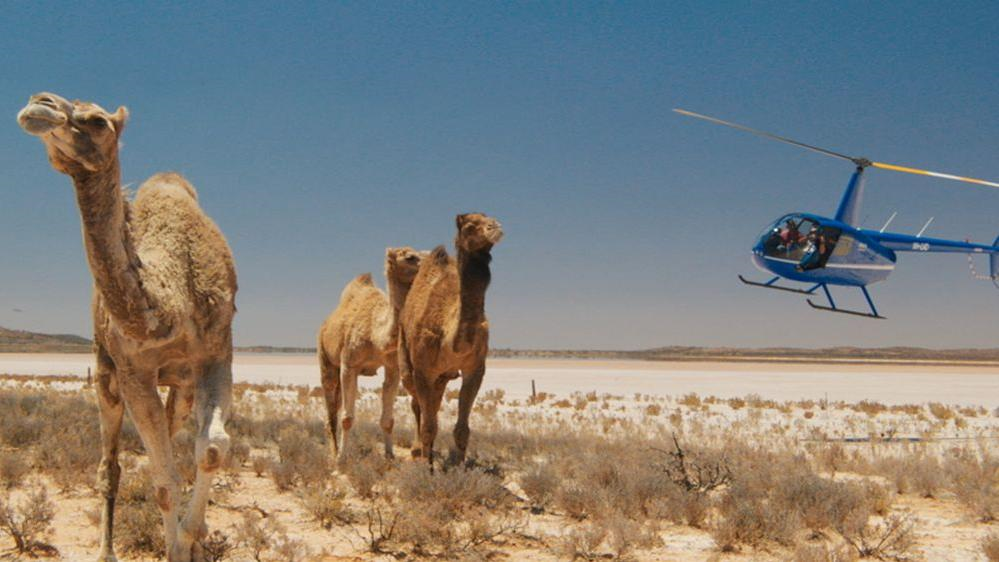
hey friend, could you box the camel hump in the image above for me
[143,172,199,200]
[430,245,449,265]
[354,272,374,285]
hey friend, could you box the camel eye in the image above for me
[82,116,109,128]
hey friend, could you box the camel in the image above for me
[318,247,427,460]
[398,213,503,469]
[17,93,237,562]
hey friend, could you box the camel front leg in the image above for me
[338,362,360,460]
[319,350,341,460]
[95,346,123,562]
[178,360,232,560]
[380,362,401,458]
[453,363,485,464]
[117,373,184,561]
[397,333,423,458]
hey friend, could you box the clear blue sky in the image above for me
[1,1,997,349]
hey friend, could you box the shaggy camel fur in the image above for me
[18,93,237,562]
[318,247,427,460]
[398,213,503,469]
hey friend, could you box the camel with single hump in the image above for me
[398,213,503,469]
[318,247,427,460]
[17,92,237,562]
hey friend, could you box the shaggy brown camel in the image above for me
[17,93,237,562]
[398,213,503,469]
[318,247,427,460]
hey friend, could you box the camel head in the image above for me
[17,92,128,175]
[385,246,428,283]
[455,213,504,253]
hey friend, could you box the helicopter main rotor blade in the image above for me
[673,108,857,163]
[871,161,999,189]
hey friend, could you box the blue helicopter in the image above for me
[675,109,999,319]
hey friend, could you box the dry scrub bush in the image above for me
[982,532,999,562]
[340,447,392,499]
[712,448,887,553]
[251,454,269,477]
[116,468,166,556]
[678,393,701,408]
[556,522,606,561]
[837,511,917,561]
[299,483,355,528]
[556,512,661,561]
[0,484,56,555]
[0,453,29,489]
[374,464,523,557]
[854,400,887,417]
[236,511,309,562]
[928,402,954,421]
[945,451,999,521]
[0,388,142,491]
[199,530,235,562]
[519,462,559,510]
[271,425,329,489]
[773,472,870,535]
[713,476,801,551]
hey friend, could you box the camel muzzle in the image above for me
[17,102,67,135]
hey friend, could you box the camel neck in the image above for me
[71,161,166,340]
[456,248,491,344]
[386,274,414,336]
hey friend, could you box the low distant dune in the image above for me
[5,326,999,367]
[0,326,91,353]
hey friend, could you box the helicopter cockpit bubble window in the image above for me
[760,215,816,261]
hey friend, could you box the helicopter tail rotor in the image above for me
[674,108,999,189]
[966,235,999,289]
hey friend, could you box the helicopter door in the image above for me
[799,226,841,271]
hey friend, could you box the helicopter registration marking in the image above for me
[912,242,930,252]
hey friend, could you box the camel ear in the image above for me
[456,214,469,230]
[111,106,129,136]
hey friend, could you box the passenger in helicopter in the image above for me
[798,226,828,271]
[779,219,804,254]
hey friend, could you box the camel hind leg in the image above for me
[415,374,449,471]
[397,332,422,458]
[380,362,401,458]
[95,344,123,562]
[319,348,341,460]
[165,383,195,438]
[178,359,232,560]
[338,358,360,460]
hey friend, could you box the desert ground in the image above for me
[2,356,999,561]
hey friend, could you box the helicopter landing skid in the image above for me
[806,284,885,320]
[737,275,821,295]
